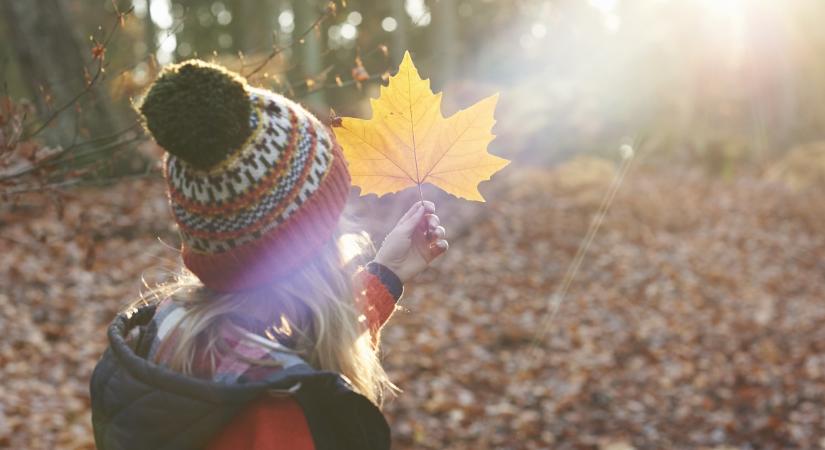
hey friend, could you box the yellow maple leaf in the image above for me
[333,51,510,202]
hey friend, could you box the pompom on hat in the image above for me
[139,60,351,292]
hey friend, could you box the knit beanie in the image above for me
[139,60,351,292]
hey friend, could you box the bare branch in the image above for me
[25,7,134,139]
[244,4,335,79]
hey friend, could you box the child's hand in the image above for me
[373,201,448,283]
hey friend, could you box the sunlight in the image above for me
[149,0,176,65]
[703,0,745,21]
[265,314,293,338]
[338,232,366,264]
[587,0,621,33]
[10,1,825,449]
[278,9,295,33]
[405,0,432,26]
[700,0,747,65]
[149,0,173,28]
[588,0,618,14]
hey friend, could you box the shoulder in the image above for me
[289,371,391,450]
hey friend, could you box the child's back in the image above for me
[89,60,447,450]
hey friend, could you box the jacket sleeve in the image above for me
[354,262,404,337]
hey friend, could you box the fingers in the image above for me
[410,214,448,263]
[422,213,440,231]
[426,222,448,260]
[399,201,435,223]
[398,203,421,223]
[396,208,426,235]
[430,225,446,240]
[429,239,449,258]
[422,214,445,242]
[397,202,437,235]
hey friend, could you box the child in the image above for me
[90,60,448,450]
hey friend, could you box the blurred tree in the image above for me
[295,0,326,111]
[389,0,409,66]
[143,1,157,60]
[433,0,457,85]
[0,0,122,143]
[233,1,278,53]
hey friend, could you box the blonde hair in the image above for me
[135,220,395,405]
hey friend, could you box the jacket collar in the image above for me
[91,304,391,450]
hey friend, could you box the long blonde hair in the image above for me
[136,220,395,405]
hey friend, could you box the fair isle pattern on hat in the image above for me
[163,87,351,292]
[166,88,333,252]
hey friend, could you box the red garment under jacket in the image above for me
[201,270,398,450]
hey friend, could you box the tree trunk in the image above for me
[433,0,458,87]
[390,0,408,66]
[294,0,326,112]
[0,0,121,145]
[144,0,157,59]
[233,0,277,54]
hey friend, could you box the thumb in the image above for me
[395,205,426,236]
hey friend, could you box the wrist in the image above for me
[366,261,404,299]
[371,253,404,282]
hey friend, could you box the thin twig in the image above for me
[1,156,156,196]
[64,121,141,152]
[0,134,143,184]
[295,73,383,98]
[245,7,333,79]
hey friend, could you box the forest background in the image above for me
[1,0,825,448]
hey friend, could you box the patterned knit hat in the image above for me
[139,60,351,292]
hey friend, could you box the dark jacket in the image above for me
[89,304,390,450]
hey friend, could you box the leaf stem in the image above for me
[406,63,424,206]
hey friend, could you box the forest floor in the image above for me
[1,162,824,449]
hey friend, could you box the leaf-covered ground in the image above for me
[1,164,824,449]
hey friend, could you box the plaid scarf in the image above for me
[146,299,307,384]
[143,266,401,384]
